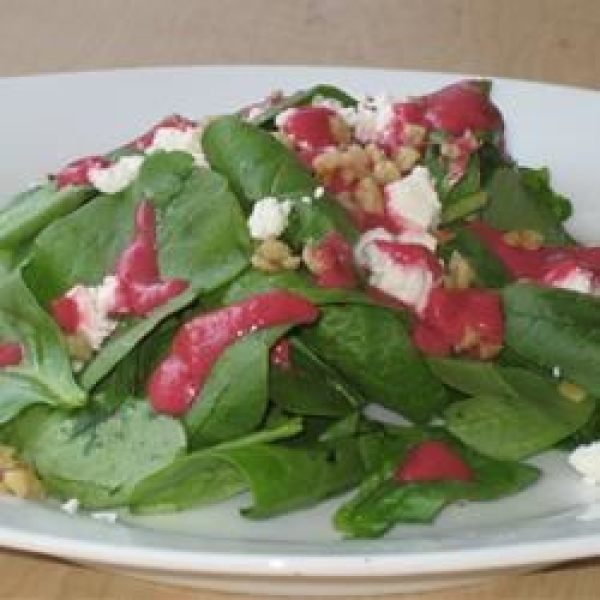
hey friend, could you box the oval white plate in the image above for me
[1,66,600,596]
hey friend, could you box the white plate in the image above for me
[1,66,600,596]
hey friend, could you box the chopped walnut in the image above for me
[329,115,353,146]
[502,229,545,250]
[355,176,384,213]
[65,332,94,362]
[446,251,475,289]
[558,381,587,403]
[0,445,45,500]
[455,326,502,360]
[403,124,427,147]
[251,238,301,273]
[373,160,401,185]
[393,146,421,173]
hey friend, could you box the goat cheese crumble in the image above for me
[546,265,598,295]
[64,276,120,350]
[145,126,207,166]
[569,442,600,485]
[88,155,145,194]
[247,197,293,240]
[340,94,395,144]
[60,498,80,514]
[355,228,436,312]
[385,166,441,231]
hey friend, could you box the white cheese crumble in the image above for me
[61,498,80,514]
[354,227,395,267]
[145,126,206,166]
[314,186,325,199]
[274,108,297,129]
[247,197,293,240]
[569,442,600,485]
[65,275,120,350]
[548,266,596,295]
[90,511,119,524]
[385,166,441,231]
[354,228,435,313]
[88,155,145,195]
[339,94,395,144]
[245,106,264,121]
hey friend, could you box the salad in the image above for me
[0,79,598,539]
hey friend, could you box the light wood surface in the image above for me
[1,1,599,599]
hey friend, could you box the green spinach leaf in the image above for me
[0,272,85,424]
[431,357,595,459]
[270,338,364,417]
[249,84,357,128]
[184,327,287,448]
[503,282,600,395]
[299,305,447,423]
[22,399,186,507]
[335,431,538,538]
[202,116,357,243]
[0,184,95,252]
[130,417,304,513]
[483,166,574,245]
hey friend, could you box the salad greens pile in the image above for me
[0,80,598,539]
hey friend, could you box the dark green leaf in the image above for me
[130,417,304,514]
[202,116,358,244]
[335,430,539,538]
[184,327,286,448]
[483,167,574,245]
[269,338,364,417]
[503,282,600,395]
[22,399,186,507]
[299,305,447,423]
[0,183,95,252]
[0,272,85,424]
[232,440,364,518]
[249,84,357,128]
[431,357,595,459]
[220,269,370,306]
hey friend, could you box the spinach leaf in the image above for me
[22,399,186,508]
[482,166,574,245]
[25,153,251,389]
[232,440,364,518]
[431,358,595,459]
[335,431,538,538]
[129,417,303,513]
[203,116,315,206]
[270,338,364,417]
[519,166,572,223]
[441,155,488,224]
[80,288,196,391]
[184,327,287,448]
[503,282,600,395]
[0,184,95,252]
[0,272,85,424]
[220,269,370,307]
[202,116,358,243]
[299,305,447,423]
[250,84,357,128]
[26,154,251,305]
[318,412,362,442]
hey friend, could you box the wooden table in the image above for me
[0,1,599,598]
